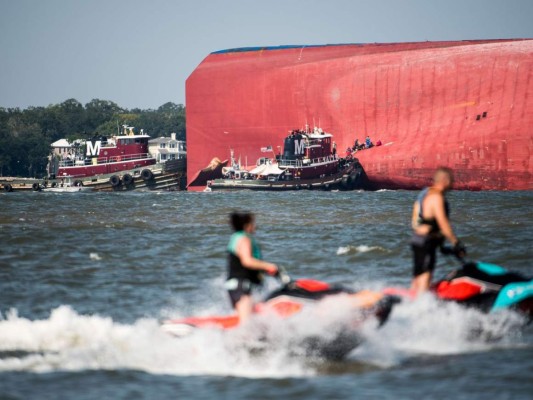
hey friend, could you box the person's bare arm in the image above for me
[411,201,419,230]
[412,201,431,235]
[236,236,278,274]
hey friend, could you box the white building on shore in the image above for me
[50,138,73,158]
[148,133,186,163]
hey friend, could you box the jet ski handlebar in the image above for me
[274,266,292,285]
[440,242,467,263]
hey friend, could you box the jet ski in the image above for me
[162,272,399,360]
[384,259,533,318]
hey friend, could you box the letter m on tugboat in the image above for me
[294,139,305,155]
[86,140,101,157]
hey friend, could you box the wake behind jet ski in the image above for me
[385,253,533,319]
[162,271,399,360]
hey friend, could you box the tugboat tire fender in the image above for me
[110,175,121,187]
[141,169,154,181]
[349,172,360,188]
[341,176,350,188]
[122,173,134,186]
[4,184,13,192]
[32,182,40,191]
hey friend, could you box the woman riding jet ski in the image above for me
[161,273,400,360]
[161,210,399,360]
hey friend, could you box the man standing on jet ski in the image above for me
[226,212,278,323]
[410,167,466,294]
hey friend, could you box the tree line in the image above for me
[0,99,186,178]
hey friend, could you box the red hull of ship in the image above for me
[186,39,532,190]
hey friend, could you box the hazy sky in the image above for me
[1,0,532,110]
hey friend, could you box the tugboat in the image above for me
[51,125,156,180]
[46,125,189,191]
[207,127,365,191]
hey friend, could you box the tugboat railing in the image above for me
[58,153,154,167]
[278,155,337,167]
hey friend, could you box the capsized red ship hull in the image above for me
[186,40,532,190]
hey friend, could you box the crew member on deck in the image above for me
[410,167,466,294]
[226,212,278,323]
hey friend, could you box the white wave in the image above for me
[349,294,529,367]
[0,296,528,377]
[0,306,321,377]
[336,245,387,255]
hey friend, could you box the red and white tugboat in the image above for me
[207,127,365,191]
[51,125,156,181]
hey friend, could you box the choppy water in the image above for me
[0,190,532,399]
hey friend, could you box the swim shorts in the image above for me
[225,278,254,308]
[411,234,443,276]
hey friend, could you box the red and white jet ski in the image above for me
[162,272,399,360]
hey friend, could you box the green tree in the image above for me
[85,99,124,133]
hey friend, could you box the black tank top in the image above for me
[416,187,450,236]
